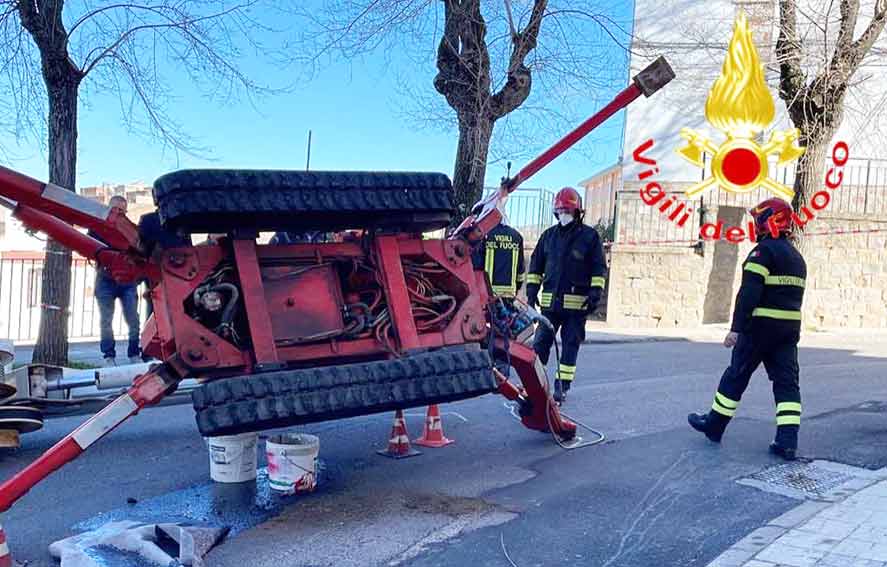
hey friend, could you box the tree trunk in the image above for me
[789,126,835,254]
[32,80,79,365]
[451,115,494,226]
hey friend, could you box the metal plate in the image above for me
[262,264,345,343]
[742,461,859,500]
[0,405,44,433]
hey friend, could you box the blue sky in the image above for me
[3,2,634,192]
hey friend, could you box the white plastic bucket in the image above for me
[266,433,319,494]
[206,432,258,483]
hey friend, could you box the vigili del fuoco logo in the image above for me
[632,11,848,244]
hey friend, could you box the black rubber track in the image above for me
[153,169,455,233]
[192,348,496,437]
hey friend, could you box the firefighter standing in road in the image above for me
[689,198,807,460]
[526,187,606,404]
[471,205,526,301]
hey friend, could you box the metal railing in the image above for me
[709,156,887,215]
[0,256,148,343]
[613,191,701,246]
[486,186,555,246]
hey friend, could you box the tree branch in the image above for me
[80,3,252,77]
[834,0,860,55]
[850,0,887,62]
[777,0,807,108]
[490,0,547,119]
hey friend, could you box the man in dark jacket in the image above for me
[526,187,607,404]
[471,205,526,300]
[689,198,807,460]
[89,196,140,366]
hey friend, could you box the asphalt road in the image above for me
[3,332,887,566]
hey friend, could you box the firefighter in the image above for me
[470,204,526,300]
[689,198,806,461]
[525,187,606,404]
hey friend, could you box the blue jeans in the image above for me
[95,274,141,359]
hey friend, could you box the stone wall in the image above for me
[606,209,887,329]
[606,245,711,328]
[801,215,887,329]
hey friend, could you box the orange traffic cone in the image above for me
[0,522,12,567]
[414,405,454,448]
[377,409,421,459]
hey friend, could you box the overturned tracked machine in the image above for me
[0,58,673,523]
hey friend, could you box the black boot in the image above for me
[771,424,799,461]
[688,411,730,443]
[553,379,566,404]
[769,443,797,461]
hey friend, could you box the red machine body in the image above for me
[0,57,674,524]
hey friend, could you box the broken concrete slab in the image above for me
[49,521,228,567]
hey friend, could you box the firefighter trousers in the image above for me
[709,331,801,449]
[533,307,586,385]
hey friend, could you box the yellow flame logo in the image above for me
[677,11,804,200]
[705,12,774,137]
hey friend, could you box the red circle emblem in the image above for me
[721,148,761,186]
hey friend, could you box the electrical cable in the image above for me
[545,337,606,450]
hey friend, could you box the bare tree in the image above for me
[0,0,281,365]
[292,1,630,221]
[777,0,887,215]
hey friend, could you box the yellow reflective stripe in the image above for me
[711,401,736,417]
[777,415,801,426]
[563,292,586,311]
[765,275,806,287]
[484,246,495,277]
[777,402,802,413]
[752,308,802,321]
[591,276,606,288]
[516,273,526,283]
[511,249,519,289]
[540,292,553,307]
[558,364,576,381]
[492,285,516,297]
[745,262,770,277]
[715,392,739,409]
[526,274,542,285]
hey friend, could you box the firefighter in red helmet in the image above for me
[526,187,606,404]
[689,198,807,460]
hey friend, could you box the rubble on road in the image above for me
[49,521,228,567]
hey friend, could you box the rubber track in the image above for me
[153,169,455,233]
[192,349,495,437]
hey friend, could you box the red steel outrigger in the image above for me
[0,57,673,533]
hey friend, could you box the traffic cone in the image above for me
[377,409,421,459]
[0,522,13,567]
[414,405,454,448]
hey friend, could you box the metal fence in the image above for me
[613,191,702,246]
[0,256,148,343]
[488,186,555,246]
[709,156,887,215]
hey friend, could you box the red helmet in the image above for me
[554,187,582,214]
[750,198,793,237]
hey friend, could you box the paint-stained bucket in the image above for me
[206,432,258,483]
[266,433,319,494]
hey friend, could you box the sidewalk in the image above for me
[709,469,887,567]
[12,340,129,367]
[584,321,728,344]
